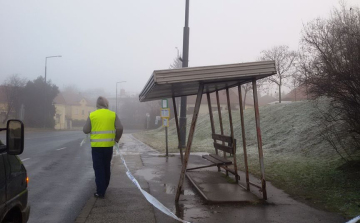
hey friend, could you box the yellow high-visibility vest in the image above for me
[89,109,116,147]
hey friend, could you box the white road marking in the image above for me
[21,158,30,162]
[56,147,67,151]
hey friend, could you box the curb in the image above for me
[74,197,96,223]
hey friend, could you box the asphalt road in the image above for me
[1,130,94,223]
[0,128,142,223]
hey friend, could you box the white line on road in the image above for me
[21,158,30,162]
[56,147,67,151]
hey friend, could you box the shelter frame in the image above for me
[173,80,267,202]
[139,61,276,202]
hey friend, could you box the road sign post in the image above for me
[161,99,170,157]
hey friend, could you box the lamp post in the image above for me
[179,0,190,148]
[116,81,126,114]
[43,55,61,128]
[45,55,62,83]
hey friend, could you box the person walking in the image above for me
[83,96,123,198]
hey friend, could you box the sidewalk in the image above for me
[76,134,346,223]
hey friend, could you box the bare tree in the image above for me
[302,4,360,159]
[289,72,301,101]
[241,83,252,109]
[169,55,182,69]
[297,49,314,100]
[260,45,298,103]
[1,74,26,123]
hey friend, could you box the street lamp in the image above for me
[116,81,126,114]
[45,55,62,83]
[43,55,61,128]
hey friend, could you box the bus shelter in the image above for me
[139,61,276,202]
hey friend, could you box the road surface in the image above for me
[1,130,94,223]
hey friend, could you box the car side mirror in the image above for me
[6,120,24,155]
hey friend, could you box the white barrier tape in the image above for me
[80,134,89,147]
[81,137,190,223]
[346,216,360,223]
[114,143,191,223]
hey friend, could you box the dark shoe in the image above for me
[94,193,104,199]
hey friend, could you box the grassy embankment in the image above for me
[133,100,360,218]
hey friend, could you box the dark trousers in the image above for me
[92,147,113,196]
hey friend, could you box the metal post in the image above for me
[116,84,118,114]
[252,79,267,200]
[44,55,62,83]
[207,92,220,172]
[44,58,48,128]
[116,81,126,114]
[179,0,190,149]
[43,55,61,128]
[215,91,225,155]
[165,126,168,157]
[175,83,203,202]
[45,58,47,83]
[226,88,239,183]
[238,84,250,190]
[206,92,217,154]
[172,97,183,163]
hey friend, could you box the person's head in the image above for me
[96,96,109,109]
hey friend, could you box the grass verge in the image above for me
[133,100,360,218]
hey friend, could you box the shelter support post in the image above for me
[175,83,204,202]
[226,88,239,183]
[238,84,250,190]
[216,90,227,175]
[252,79,267,200]
[207,92,220,172]
[172,97,183,163]
[207,93,218,155]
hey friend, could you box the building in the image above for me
[53,92,96,130]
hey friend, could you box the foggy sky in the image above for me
[0,0,359,96]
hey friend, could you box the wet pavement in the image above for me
[76,134,346,223]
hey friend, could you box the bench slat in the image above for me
[213,142,234,154]
[202,155,226,164]
[209,154,233,165]
[212,134,232,144]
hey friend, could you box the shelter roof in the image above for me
[139,61,276,102]
[187,88,239,105]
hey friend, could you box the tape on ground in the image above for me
[346,216,360,223]
[114,143,191,223]
[81,136,191,223]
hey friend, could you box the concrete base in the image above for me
[186,171,259,203]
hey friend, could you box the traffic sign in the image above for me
[162,99,168,108]
[162,118,169,127]
[160,108,170,118]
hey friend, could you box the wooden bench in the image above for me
[187,133,240,181]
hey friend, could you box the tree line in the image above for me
[1,75,59,128]
[259,3,360,161]
[170,3,360,161]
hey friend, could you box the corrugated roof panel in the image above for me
[139,61,276,102]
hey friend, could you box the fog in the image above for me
[0,0,359,96]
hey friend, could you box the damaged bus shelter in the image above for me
[139,61,276,202]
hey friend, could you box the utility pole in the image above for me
[179,0,190,148]
[116,81,126,114]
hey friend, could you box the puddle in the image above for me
[135,168,159,181]
[163,184,195,196]
[173,203,209,221]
